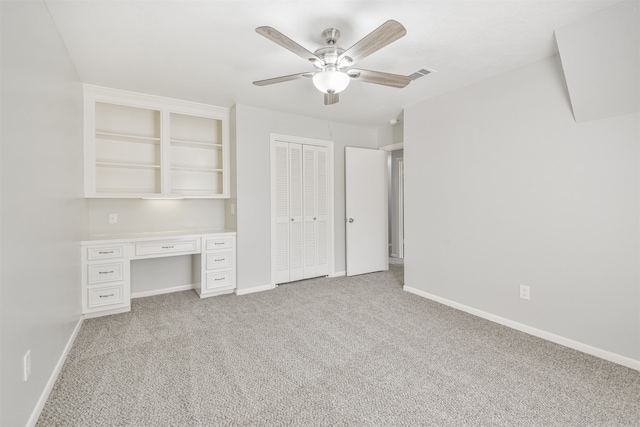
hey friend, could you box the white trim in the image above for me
[379,142,404,152]
[131,284,194,299]
[403,286,640,371]
[84,306,130,319]
[390,253,398,258]
[397,158,404,259]
[270,133,335,286]
[236,283,276,296]
[83,84,229,114]
[330,271,346,277]
[27,317,84,427]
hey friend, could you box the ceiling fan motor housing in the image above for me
[321,28,340,45]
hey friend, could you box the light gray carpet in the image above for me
[38,265,640,426]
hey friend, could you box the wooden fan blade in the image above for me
[256,26,321,63]
[338,20,406,65]
[324,92,339,105]
[253,72,312,86]
[349,69,411,88]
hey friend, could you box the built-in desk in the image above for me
[81,229,236,318]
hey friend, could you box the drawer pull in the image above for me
[215,277,226,281]
[214,258,225,262]
[161,245,174,249]
[98,270,114,275]
[214,242,224,245]
[99,293,114,298]
[99,251,114,254]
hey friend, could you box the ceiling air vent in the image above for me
[409,68,435,81]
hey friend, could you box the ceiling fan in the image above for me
[253,20,412,105]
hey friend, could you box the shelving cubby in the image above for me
[169,112,224,196]
[84,85,230,198]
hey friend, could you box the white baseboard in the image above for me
[236,283,276,296]
[131,284,194,299]
[27,316,84,427]
[403,286,640,372]
[331,271,346,277]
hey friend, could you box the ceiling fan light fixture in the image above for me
[312,70,350,94]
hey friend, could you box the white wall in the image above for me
[235,104,378,291]
[1,1,87,425]
[87,198,226,236]
[404,54,639,362]
[555,0,639,123]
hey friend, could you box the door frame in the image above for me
[270,133,335,287]
[397,158,404,259]
[379,143,404,260]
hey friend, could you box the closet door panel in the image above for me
[274,142,290,284]
[303,145,317,279]
[289,143,304,282]
[315,147,329,276]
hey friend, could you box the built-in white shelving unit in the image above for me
[84,85,230,198]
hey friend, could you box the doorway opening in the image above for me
[380,142,404,286]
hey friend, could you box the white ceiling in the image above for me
[45,0,621,127]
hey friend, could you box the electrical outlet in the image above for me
[230,203,236,215]
[108,213,118,224]
[520,284,530,300]
[23,350,31,381]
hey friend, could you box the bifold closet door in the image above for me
[274,141,328,285]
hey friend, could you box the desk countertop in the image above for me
[81,228,236,245]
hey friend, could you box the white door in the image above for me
[288,143,304,281]
[272,137,331,285]
[398,159,404,259]
[303,145,329,279]
[345,147,389,276]
[274,142,290,284]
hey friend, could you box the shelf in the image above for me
[96,187,160,194]
[170,166,222,173]
[170,189,223,196]
[96,162,161,169]
[170,139,222,149]
[96,132,161,144]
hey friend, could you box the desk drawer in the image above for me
[206,251,232,270]
[135,239,199,257]
[88,284,124,308]
[88,262,124,284]
[87,245,124,260]
[205,237,234,251]
[205,270,234,290]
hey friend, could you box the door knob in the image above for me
[348,218,354,223]
[291,218,294,221]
